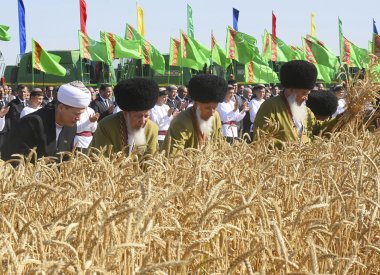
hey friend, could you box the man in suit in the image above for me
[89,84,114,121]
[43,86,55,106]
[0,86,10,150]
[6,84,30,129]
[2,81,91,163]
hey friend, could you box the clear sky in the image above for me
[0,0,378,67]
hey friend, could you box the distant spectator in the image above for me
[332,85,346,117]
[20,89,44,118]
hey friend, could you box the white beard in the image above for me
[196,107,214,135]
[287,94,307,125]
[126,114,146,146]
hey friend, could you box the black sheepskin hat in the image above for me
[188,74,227,103]
[280,60,317,90]
[114,78,159,111]
[306,90,338,117]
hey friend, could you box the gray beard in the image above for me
[287,94,307,124]
[126,114,146,146]
[196,107,214,135]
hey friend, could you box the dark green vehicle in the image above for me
[2,49,276,89]
[2,50,201,88]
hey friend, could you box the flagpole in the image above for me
[78,30,84,83]
[180,31,184,85]
[31,39,35,88]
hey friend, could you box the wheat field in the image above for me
[1,127,380,274]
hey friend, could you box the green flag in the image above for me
[101,31,142,60]
[79,31,109,64]
[187,4,194,38]
[262,30,293,62]
[181,31,209,70]
[245,61,279,84]
[0,25,11,41]
[342,38,370,68]
[211,32,231,68]
[303,37,338,82]
[169,37,182,66]
[290,45,306,60]
[125,24,166,74]
[226,26,259,64]
[32,39,66,77]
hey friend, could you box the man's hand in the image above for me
[89,112,100,122]
[242,101,249,112]
[0,106,10,118]
[108,105,115,113]
[233,98,239,112]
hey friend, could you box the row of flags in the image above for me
[1,2,380,83]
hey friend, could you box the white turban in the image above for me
[57,81,91,108]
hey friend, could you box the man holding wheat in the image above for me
[91,78,159,157]
[253,60,338,145]
[163,74,226,155]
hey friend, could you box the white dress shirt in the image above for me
[0,117,5,131]
[150,104,173,141]
[74,107,98,148]
[217,101,246,138]
[20,106,42,118]
[249,98,265,131]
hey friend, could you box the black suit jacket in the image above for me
[1,106,77,162]
[89,97,113,120]
[6,97,25,128]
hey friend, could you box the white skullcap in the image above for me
[57,81,91,108]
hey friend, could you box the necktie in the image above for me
[21,101,25,108]
[104,100,108,109]
[0,101,3,109]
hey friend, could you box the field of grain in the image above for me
[1,127,380,274]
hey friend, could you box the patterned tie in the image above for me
[0,101,3,109]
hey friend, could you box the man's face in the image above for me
[157,95,168,106]
[196,102,218,121]
[30,96,44,108]
[179,88,188,99]
[0,87,4,98]
[243,89,252,100]
[57,104,85,127]
[101,87,113,99]
[124,110,150,130]
[225,89,234,101]
[238,85,244,95]
[290,88,310,106]
[335,89,345,99]
[272,86,280,95]
[19,87,29,100]
[255,88,266,100]
[233,84,238,94]
[264,91,272,100]
[168,89,177,99]
[46,86,54,98]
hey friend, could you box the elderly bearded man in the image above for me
[253,60,338,145]
[91,78,159,156]
[163,74,227,155]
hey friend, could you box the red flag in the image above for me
[80,0,87,34]
[272,11,276,38]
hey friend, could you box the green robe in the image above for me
[91,112,158,156]
[253,94,337,145]
[162,107,222,155]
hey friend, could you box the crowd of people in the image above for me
[0,60,353,163]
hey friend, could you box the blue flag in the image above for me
[18,0,26,55]
[374,19,378,34]
[233,8,239,31]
